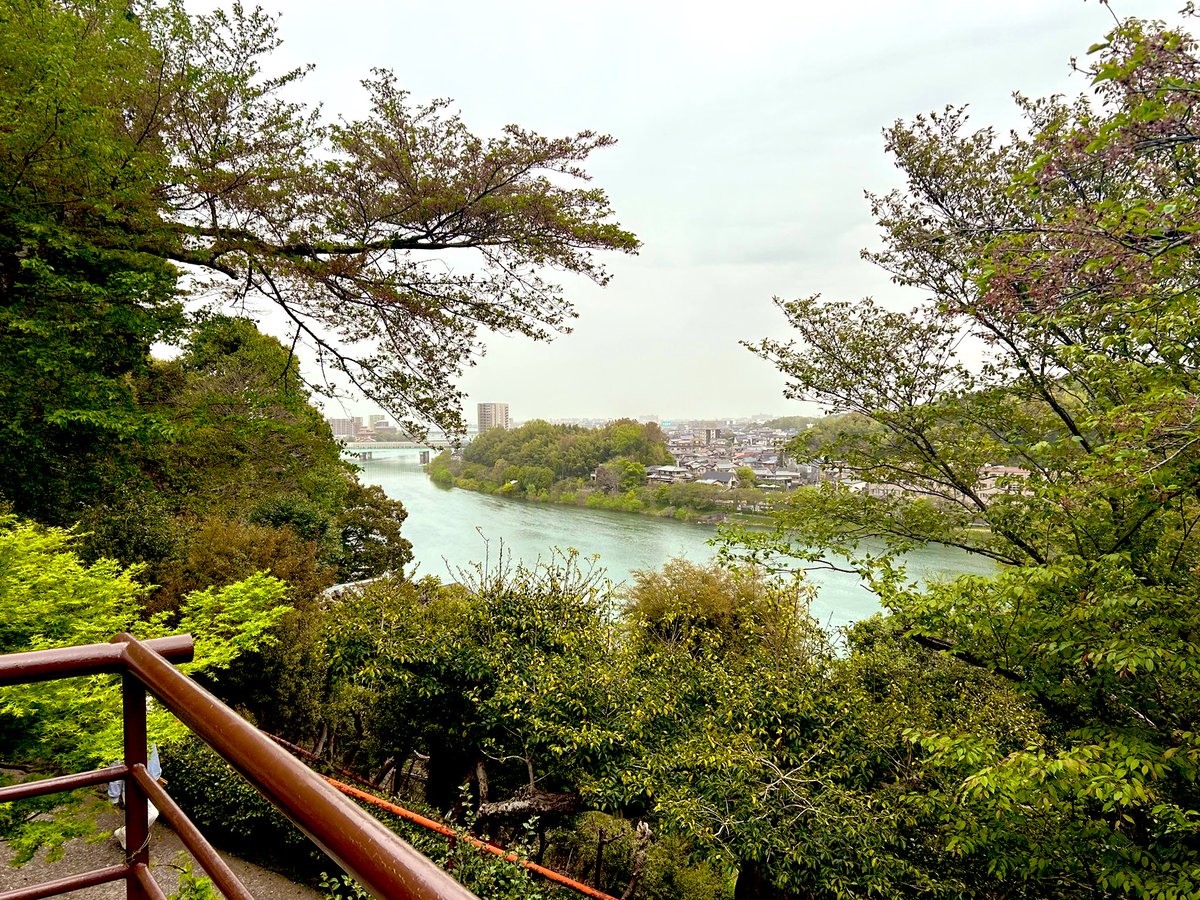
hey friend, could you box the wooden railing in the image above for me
[0,633,477,900]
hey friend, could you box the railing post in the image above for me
[122,672,151,900]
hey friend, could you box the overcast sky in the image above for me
[229,0,1187,423]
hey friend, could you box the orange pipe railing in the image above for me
[327,780,621,900]
[263,730,621,900]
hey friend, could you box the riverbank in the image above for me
[426,452,775,526]
[355,454,994,630]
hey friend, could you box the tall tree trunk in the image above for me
[475,759,489,805]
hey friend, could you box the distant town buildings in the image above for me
[328,417,361,439]
[327,414,402,442]
[477,402,510,433]
[330,409,1032,519]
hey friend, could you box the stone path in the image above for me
[0,808,320,899]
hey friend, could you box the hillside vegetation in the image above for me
[5,4,1200,900]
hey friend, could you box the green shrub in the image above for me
[159,739,321,878]
[168,857,218,900]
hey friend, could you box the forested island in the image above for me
[426,420,776,523]
[3,2,1200,900]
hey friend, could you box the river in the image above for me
[356,453,994,630]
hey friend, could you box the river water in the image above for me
[356,453,994,630]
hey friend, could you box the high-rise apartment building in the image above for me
[477,402,510,432]
[327,417,362,439]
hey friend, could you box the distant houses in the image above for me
[822,463,1033,510]
[645,465,691,483]
[330,411,1031,510]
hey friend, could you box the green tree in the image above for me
[759,416,818,432]
[0,0,183,522]
[0,516,291,769]
[618,461,647,492]
[74,316,412,606]
[594,460,646,494]
[739,14,1200,897]
[140,317,346,516]
[0,0,638,440]
[318,553,618,819]
[458,420,672,495]
[607,562,838,898]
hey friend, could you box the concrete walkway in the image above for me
[0,808,320,899]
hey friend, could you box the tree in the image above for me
[594,460,646,494]
[0,515,291,858]
[0,0,638,439]
[311,550,633,873]
[139,317,347,515]
[739,13,1200,897]
[456,420,673,495]
[759,416,819,432]
[69,316,412,607]
[0,515,291,766]
[0,0,182,522]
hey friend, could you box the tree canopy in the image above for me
[0,515,291,860]
[0,0,638,436]
[735,12,1200,896]
[462,419,673,482]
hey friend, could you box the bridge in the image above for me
[340,438,462,460]
[341,439,456,451]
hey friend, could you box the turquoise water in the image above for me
[356,453,993,630]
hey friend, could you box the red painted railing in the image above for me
[0,633,477,900]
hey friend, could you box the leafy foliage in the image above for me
[736,12,1200,897]
[0,515,291,861]
[318,552,617,812]
[462,419,673,483]
[429,420,771,521]
[63,315,412,611]
[0,516,291,770]
[168,857,219,900]
[0,0,638,434]
[758,416,820,432]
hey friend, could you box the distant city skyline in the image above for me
[321,400,824,426]
[325,406,821,432]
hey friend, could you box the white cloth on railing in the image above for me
[114,802,159,849]
[107,744,161,805]
[109,743,163,848]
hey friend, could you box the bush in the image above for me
[547,813,732,900]
[153,516,327,612]
[161,740,555,899]
[159,738,322,878]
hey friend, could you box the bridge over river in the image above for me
[340,438,458,460]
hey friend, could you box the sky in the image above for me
[217,0,1188,423]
